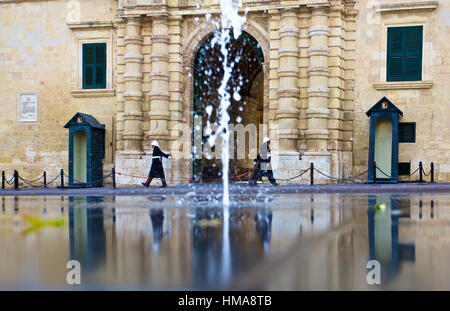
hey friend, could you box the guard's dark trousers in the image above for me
[143,174,167,188]
[249,169,277,185]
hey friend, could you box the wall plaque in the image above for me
[18,92,38,122]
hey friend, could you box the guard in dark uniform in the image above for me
[142,140,171,187]
[249,137,279,186]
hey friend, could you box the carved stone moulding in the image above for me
[306,87,330,97]
[277,87,301,98]
[149,91,170,101]
[124,36,144,44]
[308,47,329,56]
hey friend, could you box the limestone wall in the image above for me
[354,0,450,181]
[6,0,448,186]
[0,0,118,182]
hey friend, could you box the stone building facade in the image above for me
[0,0,448,185]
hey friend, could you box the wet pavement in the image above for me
[1,192,450,290]
[1,182,450,196]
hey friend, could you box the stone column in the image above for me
[123,16,144,155]
[268,11,280,146]
[141,17,152,154]
[277,8,300,153]
[344,8,358,178]
[298,9,311,155]
[116,21,126,152]
[275,8,302,180]
[304,4,331,182]
[149,16,171,151]
[168,16,184,183]
[328,6,345,180]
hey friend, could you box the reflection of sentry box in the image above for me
[64,112,105,187]
[368,196,415,285]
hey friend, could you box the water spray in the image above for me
[207,0,247,206]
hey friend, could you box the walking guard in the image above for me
[142,140,171,188]
[248,137,279,186]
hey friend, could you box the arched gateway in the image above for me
[191,30,265,181]
[113,5,357,185]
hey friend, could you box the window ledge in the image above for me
[375,1,439,13]
[71,89,115,98]
[373,81,433,90]
[67,21,114,30]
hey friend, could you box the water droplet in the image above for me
[205,105,213,116]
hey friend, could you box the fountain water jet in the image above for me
[206,0,247,206]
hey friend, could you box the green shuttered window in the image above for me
[387,26,423,82]
[82,43,106,89]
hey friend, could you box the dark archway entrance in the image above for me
[193,31,264,181]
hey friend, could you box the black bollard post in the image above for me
[310,163,314,186]
[372,161,377,183]
[14,170,19,190]
[430,162,434,183]
[419,161,423,183]
[431,200,434,219]
[43,171,47,188]
[112,168,116,189]
[60,169,64,189]
[14,196,18,212]
[1,171,4,189]
[419,200,423,220]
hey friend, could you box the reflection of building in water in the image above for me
[112,198,191,286]
[265,195,450,290]
[367,196,415,285]
[150,209,164,251]
[268,195,345,250]
[192,207,224,287]
[254,208,272,253]
[192,206,275,288]
[68,196,106,272]
[0,196,72,284]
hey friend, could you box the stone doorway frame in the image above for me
[182,19,270,179]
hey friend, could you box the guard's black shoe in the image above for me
[272,183,279,186]
[142,182,149,188]
[160,184,167,188]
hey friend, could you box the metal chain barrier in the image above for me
[116,170,250,183]
[64,173,111,185]
[18,176,43,188]
[46,173,61,186]
[18,174,45,188]
[313,168,368,182]
[5,175,15,185]
[398,167,420,180]
[276,168,310,181]
[0,161,437,190]
[20,174,45,184]
[376,166,392,178]
[422,167,431,176]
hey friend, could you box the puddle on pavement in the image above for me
[0,194,449,290]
